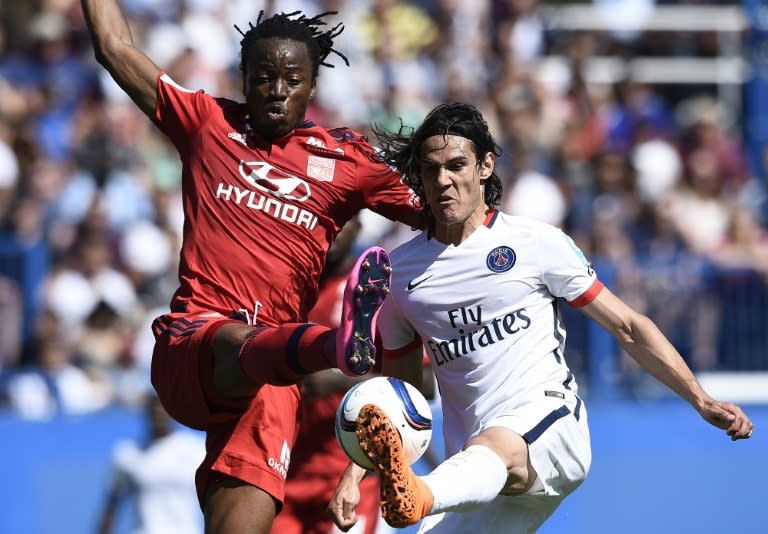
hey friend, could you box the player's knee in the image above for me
[211,323,263,397]
[467,427,535,495]
[499,465,534,495]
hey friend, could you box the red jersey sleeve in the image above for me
[152,73,216,156]
[332,129,421,224]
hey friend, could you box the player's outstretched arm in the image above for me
[81,0,160,117]
[581,285,754,441]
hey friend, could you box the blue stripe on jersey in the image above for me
[562,371,574,390]
[329,127,363,143]
[484,208,499,227]
[574,395,582,421]
[551,301,564,364]
[522,405,570,444]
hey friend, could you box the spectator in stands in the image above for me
[97,392,206,534]
[0,274,22,371]
[711,207,768,280]
[3,336,110,420]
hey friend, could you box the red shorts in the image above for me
[270,392,381,534]
[151,310,302,507]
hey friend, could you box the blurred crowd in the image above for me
[0,0,766,419]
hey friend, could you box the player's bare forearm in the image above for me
[622,321,754,439]
[81,0,160,116]
[327,462,367,531]
[582,288,754,440]
[620,315,707,406]
[582,287,706,405]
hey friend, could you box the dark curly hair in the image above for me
[235,10,349,80]
[373,103,503,212]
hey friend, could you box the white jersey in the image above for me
[111,430,206,534]
[379,210,602,455]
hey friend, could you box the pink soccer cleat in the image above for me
[336,246,392,376]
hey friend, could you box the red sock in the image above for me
[238,323,334,385]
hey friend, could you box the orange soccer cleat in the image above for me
[355,403,434,527]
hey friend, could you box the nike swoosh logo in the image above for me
[407,275,432,291]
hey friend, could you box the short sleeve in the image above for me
[152,73,214,155]
[353,143,421,222]
[537,224,603,306]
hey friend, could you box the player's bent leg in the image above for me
[337,246,392,376]
[466,426,537,495]
[212,321,336,396]
[204,474,278,534]
[356,403,433,527]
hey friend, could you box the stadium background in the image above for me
[0,1,766,533]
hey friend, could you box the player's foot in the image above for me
[336,246,391,376]
[356,404,433,528]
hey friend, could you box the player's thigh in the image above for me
[204,474,278,534]
[151,311,249,430]
[210,321,264,397]
[481,395,591,497]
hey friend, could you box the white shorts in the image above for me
[419,388,591,533]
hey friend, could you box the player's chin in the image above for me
[254,116,293,138]
[433,209,460,226]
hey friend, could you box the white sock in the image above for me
[421,444,508,514]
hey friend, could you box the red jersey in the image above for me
[152,74,419,324]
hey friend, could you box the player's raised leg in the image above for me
[337,247,392,375]
[356,403,433,527]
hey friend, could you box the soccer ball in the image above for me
[335,376,433,470]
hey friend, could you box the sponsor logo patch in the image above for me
[268,440,291,479]
[239,161,311,201]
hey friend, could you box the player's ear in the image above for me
[310,80,317,99]
[479,152,495,180]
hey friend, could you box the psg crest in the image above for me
[486,246,516,273]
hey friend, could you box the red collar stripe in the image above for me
[484,208,498,227]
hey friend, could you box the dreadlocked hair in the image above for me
[235,10,349,79]
[372,102,503,210]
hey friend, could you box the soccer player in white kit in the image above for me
[327,103,754,534]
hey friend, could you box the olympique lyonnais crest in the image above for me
[307,155,336,182]
[486,246,516,273]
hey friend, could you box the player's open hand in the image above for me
[698,399,754,441]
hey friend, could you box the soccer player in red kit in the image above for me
[81,3,422,533]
